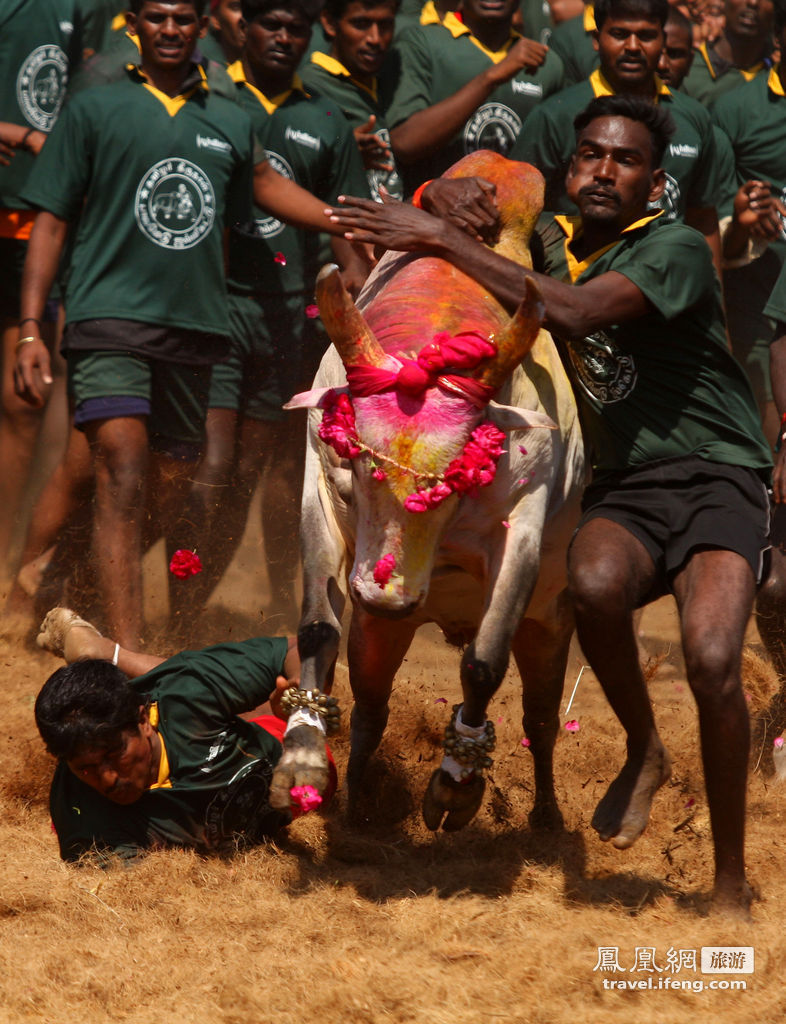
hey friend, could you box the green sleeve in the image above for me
[513,98,573,209]
[684,104,723,210]
[712,124,737,220]
[21,97,93,219]
[764,261,786,325]
[224,124,255,227]
[323,109,372,203]
[386,27,433,129]
[603,223,715,321]
[134,636,290,716]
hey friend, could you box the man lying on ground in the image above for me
[34,609,336,863]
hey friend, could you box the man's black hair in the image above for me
[241,0,314,22]
[129,0,207,15]
[664,4,693,37]
[35,661,145,761]
[774,0,786,34]
[573,94,675,167]
[594,0,669,30]
[322,0,400,19]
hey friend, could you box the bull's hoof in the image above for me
[422,769,485,832]
[269,724,330,810]
[528,800,564,833]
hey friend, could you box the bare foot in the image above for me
[36,607,104,663]
[710,878,754,919]
[591,736,671,849]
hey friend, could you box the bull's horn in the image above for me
[476,276,545,391]
[316,264,385,368]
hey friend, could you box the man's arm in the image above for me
[253,160,345,236]
[685,205,722,282]
[330,195,651,337]
[14,210,68,407]
[390,38,549,166]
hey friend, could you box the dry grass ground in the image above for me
[1,529,785,1024]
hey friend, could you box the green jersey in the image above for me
[388,15,564,190]
[49,638,291,861]
[514,70,725,221]
[22,63,254,339]
[198,28,230,68]
[519,0,555,45]
[764,259,786,323]
[547,4,598,86]
[300,52,404,201]
[80,0,125,57]
[225,65,370,296]
[682,41,767,109]
[0,0,82,211]
[539,212,771,473]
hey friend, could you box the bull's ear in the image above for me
[283,385,350,411]
[316,264,385,368]
[476,276,545,391]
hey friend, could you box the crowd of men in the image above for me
[4,0,786,909]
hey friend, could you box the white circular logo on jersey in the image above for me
[464,103,522,156]
[16,45,68,131]
[778,185,786,242]
[568,330,637,405]
[135,158,215,250]
[648,172,680,223]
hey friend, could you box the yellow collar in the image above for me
[699,41,764,81]
[227,61,308,113]
[768,63,786,96]
[111,11,127,31]
[441,12,521,62]
[126,61,208,116]
[310,51,378,100]
[555,210,663,282]
[583,4,596,31]
[420,0,442,24]
[589,67,670,100]
[147,703,171,790]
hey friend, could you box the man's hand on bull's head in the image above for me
[328,190,448,253]
[419,177,500,245]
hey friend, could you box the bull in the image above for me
[269,151,586,831]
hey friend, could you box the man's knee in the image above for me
[568,545,638,619]
[683,621,743,700]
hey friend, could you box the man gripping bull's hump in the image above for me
[330,94,772,914]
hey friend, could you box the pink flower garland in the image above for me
[318,391,507,513]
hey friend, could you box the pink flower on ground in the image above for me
[290,784,322,816]
[169,549,203,579]
[274,251,287,265]
[520,737,531,747]
[685,797,696,808]
[434,697,447,704]
[305,303,319,319]
[775,737,785,749]
[564,720,580,732]
[373,553,396,587]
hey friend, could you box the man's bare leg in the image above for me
[37,607,165,675]
[568,517,671,848]
[672,548,756,913]
[85,415,149,649]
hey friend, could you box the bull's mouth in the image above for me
[352,592,422,620]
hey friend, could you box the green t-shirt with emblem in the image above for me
[538,212,771,473]
[22,64,254,339]
[49,637,291,861]
[547,5,598,87]
[0,0,82,210]
[388,15,564,191]
[513,70,725,221]
[225,65,370,296]
[682,42,767,109]
[300,52,404,201]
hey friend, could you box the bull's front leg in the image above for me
[346,606,416,808]
[423,528,544,832]
[511,589,574,830]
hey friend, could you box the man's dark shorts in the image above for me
[575,455,771,598]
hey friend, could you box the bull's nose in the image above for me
[354,593,421,619]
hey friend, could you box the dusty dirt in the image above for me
[1,508,785,1024]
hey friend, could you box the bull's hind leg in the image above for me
[346,607,417,804]
[512,590,574,831]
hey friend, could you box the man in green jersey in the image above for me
[681,0,773,107]
[170,0,371,632]
[329,95,771,912]
[200,0,246,65]
[548,1,599,85]
[513,0,728,275]
[33,607,336,861]
[300,0,404,201]
[387,0,564,194]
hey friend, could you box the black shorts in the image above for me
[576,455,771,598]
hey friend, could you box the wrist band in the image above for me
[15,336,36,352]
[411,179,435,210]
[18,317,41,328]
[112,643,120,667]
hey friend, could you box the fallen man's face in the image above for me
[67,722,156,804]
